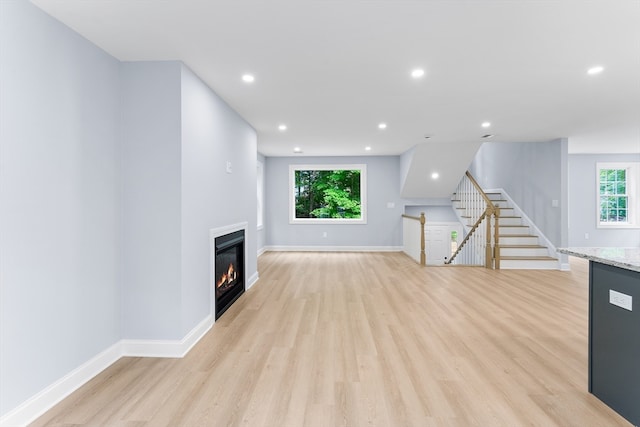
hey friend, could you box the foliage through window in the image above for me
[597,162,639,228]
[599,168,627,223]
[290,164,367,224]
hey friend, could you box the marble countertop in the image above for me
[558,247,640,273]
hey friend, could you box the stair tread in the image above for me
[501,256,557,260]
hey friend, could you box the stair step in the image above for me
[499,245,549,257]
[498,217,523,226]
[499,235,539,245]
[500,256,559,270]
[499,225,529,235]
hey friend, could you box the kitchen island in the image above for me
[558,247,639,426]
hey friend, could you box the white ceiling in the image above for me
[31,0,640,159]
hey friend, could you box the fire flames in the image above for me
[217,263,237,289]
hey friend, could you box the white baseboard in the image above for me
[0,342,123,427]
[121,314,213,358]
[264,245,403,252]
[257,247,266,257]
[246,271,259,290]
[1,315,214,427]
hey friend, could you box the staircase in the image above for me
[451,179,559,269]
[484,192,559,270]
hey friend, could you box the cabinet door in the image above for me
[589,261,640,426]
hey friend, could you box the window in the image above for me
[597,162,639,228]
[289,164,367,224]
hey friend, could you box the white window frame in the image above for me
[289,164,367,225]
[596,162,640,229]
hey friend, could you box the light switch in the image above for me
[226,161,232,174]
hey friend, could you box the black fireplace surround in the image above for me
[214,229,245,320]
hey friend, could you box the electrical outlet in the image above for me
[322,232,328,238]
[609,290,632,311]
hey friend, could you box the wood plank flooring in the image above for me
[30,252,632,426]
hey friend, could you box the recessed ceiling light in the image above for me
[278,124,287,131]
[293,147,302,153]
[587,66,604,75]
[378,123,387,129]
[481,134,494,139]
[431,172,439,179]
[242,74,255,83]
[411,69,425,78]
[365,146,372,151]
[481,122,491,128]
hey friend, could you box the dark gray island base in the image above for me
[559,248,640,426]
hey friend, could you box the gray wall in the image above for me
[121,61,183,340]
[469,139,569,247]
[257,153,266,253]
[121,62,258,340]
[0,2,258,417]
[1,1,121,415]
[568,153,640,247]
[265,156,402,248]
[404,205,459,222]
[180,64,258,335]
[399,146,415,192]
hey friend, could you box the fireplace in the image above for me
[214,229,245,320]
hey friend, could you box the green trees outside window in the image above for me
[599,168,628,223]
[295,169,361,218]
[290,164,367,223]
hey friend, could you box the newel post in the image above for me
[485,209,493,269]
[420,212,426,266]
[493,207,501,270]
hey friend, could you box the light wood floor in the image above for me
[31,252,632,426]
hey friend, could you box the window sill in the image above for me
[290,218,367,225]
[597,224,640,230]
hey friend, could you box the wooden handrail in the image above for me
[446,211,488,265]
[447,171,501,268]
[402,212,426,266]
[401,214,422,221]
[465,171,495,210]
